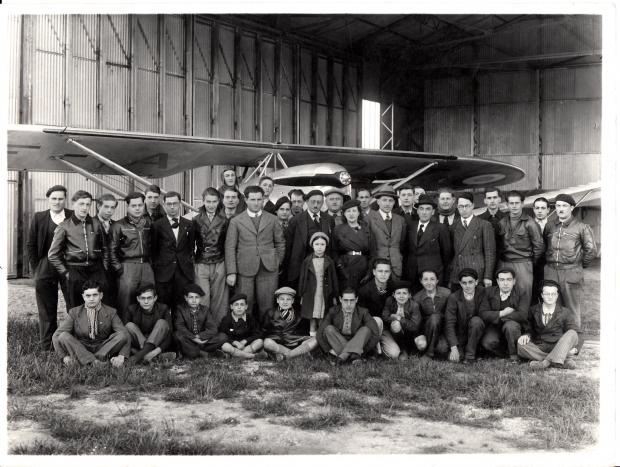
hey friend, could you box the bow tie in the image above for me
[171,218,179,229]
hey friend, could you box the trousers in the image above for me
[117,262,155,322]
[52,330,131,365]
[35,277,69,350]
[481,320,522,357]
[517,329,578,364]
[125,320,171,352]
[236,263,278,324]
[194,261,229,324]
[324,325,372,356]
[174,330,229,358]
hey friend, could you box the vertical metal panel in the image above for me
[299,48,312,101]
[162,173,184,193]
[332,60,344,146]
[479,103,538,155]
[344,64,358,147]
[32,15,66,125]
[134,15,159,132]
[316,56,328,146]
[70,15,99,129]
[299,101,312,144]
[279,42,295,144]
[542,65,601,100]
[299,48,313,144]
[101,14,131,130]
[541,100,601,154]
[239,33,256,141]
[542,15,601,55]
[193,20,212,137]
[541,154,601,189]
[425,77,473,108]
[316,106,328,146]
[7,172,19,277]
[424,106,472,155]
[216,25,235,138]
[261,39,275,142]
[29,172,65,213]
[479,154,539,190]
[8,16,22,124]
[217,86,234,139]
[332,108,343,146]
[164,15,186,135]
[316,56,328,106]
[478,71,537,104]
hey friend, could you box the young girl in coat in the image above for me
[218,293,263,359]
[298,232,339,336]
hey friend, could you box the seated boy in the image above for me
[125,283,174,364]
[52,280,130,367]
[219,293,264,359]
[379,280,422,360]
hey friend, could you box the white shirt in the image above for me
[418,221,429,233]
[439,213,455,224]
[50,210,66,225]
[247,209,262,218]
[461,214,474,227]
[167,215,180,241]
[379,210,392,221]
[535,218,547,231]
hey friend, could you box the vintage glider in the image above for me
[8,125,525,201]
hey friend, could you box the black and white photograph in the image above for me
[1,1,616,465]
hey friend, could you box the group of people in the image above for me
[26,166,597,370]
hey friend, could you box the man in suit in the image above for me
[444,268,491,364]
[405,195,452,290]
[517,280,580,370]
[433,187,460,227]
[259,176,276,214]
[480,268,529,363]
[27,185,72,350]
[288,189,305,217]
[225,185,285,323]
[284,189,332,286]
[109,192,155,321]
[356,188,372,217]
[144,184,166,223]
[449,192,496,291]
[316,287,381,365]
[193,187,230,324]
[48,190,109,312]
[52,280,130,367]
[366,187,407,280]
[324,187,345,224]
[394,184,417,221]
[96,193,119,309]
[151,191,195,310]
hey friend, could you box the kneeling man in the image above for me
[174,284,228,359]
[317,287,380,364]
[444,268,491,364]
[517,280,580,370]
[125,284,174,364]
[480,268,528,363]
[52,280,130,367]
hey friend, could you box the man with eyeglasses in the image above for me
[449,192,496,291]
[517,280,580,370]
[151,191,195,309]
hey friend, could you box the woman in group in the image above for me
[217,166,246,211]
[263,287,318,361]
[331,199,375,291]
[298,232,339,336]
[218,293,263,359]
[274,196,292,232]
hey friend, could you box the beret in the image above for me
[184,284,205,296]
[274,196,291,211]
[230,293,248,304]
[342,199,361,213]
[305,189,324,201]
[555,193,576,206]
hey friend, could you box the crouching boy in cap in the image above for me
[125,284,174,364]
[517,280,580,370]
[218,294,264,359]
[174,284,228,359]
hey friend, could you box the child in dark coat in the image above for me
[298,232,339,336]
[219,293,263,359]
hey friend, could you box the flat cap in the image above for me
[324,187,345,198]
[184,283,205,296]
[373,187,398,201]
[416,194,436,208]
[275,287,296,297]
[230,293,248,304]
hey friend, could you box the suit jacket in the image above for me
[393,206,418,222]
[482,286,529,326]
[151,216,195,282]
[26,208,73,279]
[284,210,333,282]
[444,286,491,348]
[405,218,452,285]
[174,303,221,340]
[449,216,496,283]
[316,305,380,354]
[54,304,129,354]
[523,303,580,345]
[432,210,460,227]
[225,211,285,276]
[365,210,407,278]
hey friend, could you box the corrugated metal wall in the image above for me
[7,172,19,278]
[8,16,21,124]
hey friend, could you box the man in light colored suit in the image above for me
[449,192,496,291]
[225,185,286,323]
[366,187,406,279]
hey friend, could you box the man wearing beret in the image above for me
[444,268,491,364]
[27,184,72,350]
[405,195,452,291]
[517,280,580,370]
[284,189,333,286]
[449,192,496,291]
[365,187,407,280]
[543,193,597,335]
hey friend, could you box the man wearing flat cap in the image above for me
[365,187,407,280]
[324,187,345,226]
[449,192,496,291]
[174,283,228,359]
[284,189,333,286]
[405,195,452,291]
[517,280,580,370]
[543,194,597,335]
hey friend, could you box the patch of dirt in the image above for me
[7,419,60,451]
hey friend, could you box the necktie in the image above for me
[463,219,468,229]
[442,215,449,226]
[313,214,320,226]
[417,225,424,244]
[171,217,179,229]
[251,215,260,230]
[543,313,550,326]
[385,213,392,232]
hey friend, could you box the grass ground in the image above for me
[6,263,601,455]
